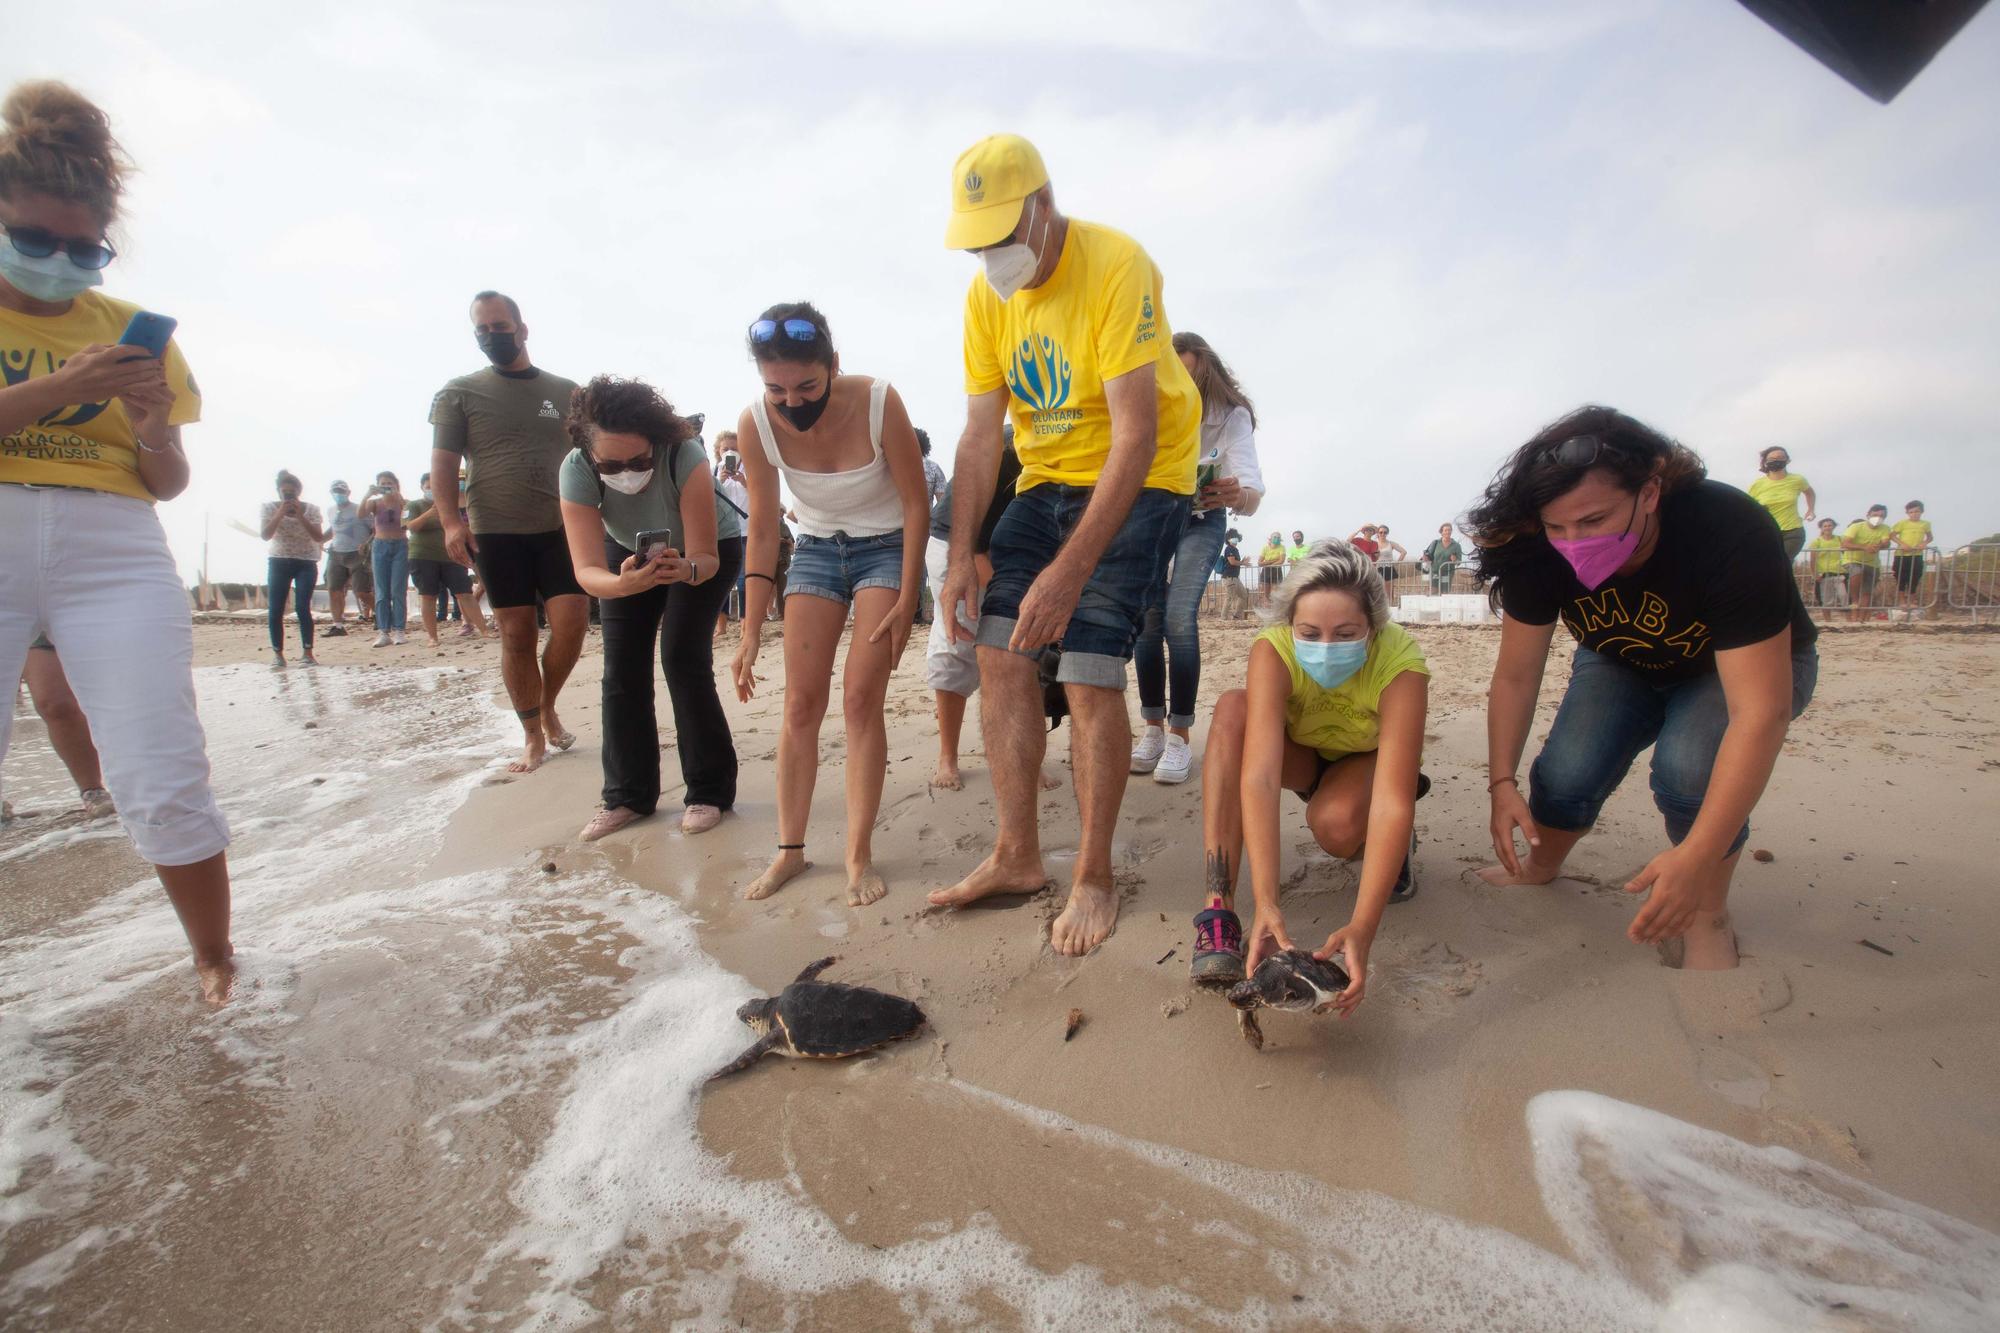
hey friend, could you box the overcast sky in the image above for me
[7,0,1997,580]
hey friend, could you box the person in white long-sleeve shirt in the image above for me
[1130,331,1267,785]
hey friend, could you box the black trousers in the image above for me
[598,536,745,813]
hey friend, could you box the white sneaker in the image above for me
[372,631,391,647]
[391,631,407,645]
[1130,725,1166,774]
[1154,734,1193,785]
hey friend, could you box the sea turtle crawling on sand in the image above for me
[709,957,927,1079]
[1224,949,1352,1050]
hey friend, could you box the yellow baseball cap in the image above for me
[945,134,1049,249]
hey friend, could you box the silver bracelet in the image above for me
[135,437,174,455]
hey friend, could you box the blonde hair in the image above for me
[1269,540,1388,629]
[0,81,128,225]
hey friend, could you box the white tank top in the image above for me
[749,377,905,539]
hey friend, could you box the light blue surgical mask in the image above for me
[0,247,103,302]
[1293,635,1369,690]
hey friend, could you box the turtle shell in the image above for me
[1226,949,1351,1012]
[774,981,927,1057]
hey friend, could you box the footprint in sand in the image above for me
[1373,940,1482,1011]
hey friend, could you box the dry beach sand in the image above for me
[3,614,1997,1328]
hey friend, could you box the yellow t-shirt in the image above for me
[1890,518,1931,553]
[1843,521,1890,565]
[1255,621,1429,760]
[1746,472,1810,531]
[0,290,201,502]
[1805,535,1846,576]
[962,219,1200,495]
[1259,542,1286,567]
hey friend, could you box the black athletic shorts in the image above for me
[411,558,473,598]
[472,529,582,609]
[1893,553,1925,593]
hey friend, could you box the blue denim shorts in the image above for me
[977,485,1189,689]
[787,530,904,606]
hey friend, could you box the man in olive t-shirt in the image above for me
[428,290,586,774]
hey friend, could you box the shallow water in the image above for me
[3,665,1996,1330]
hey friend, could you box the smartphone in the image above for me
[1197,461,1220,490]
[117,311,177,359]
[635,529,676,564]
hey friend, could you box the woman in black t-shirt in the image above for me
[1466,406,1818,970]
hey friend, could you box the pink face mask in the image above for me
[1549,495,1644,590]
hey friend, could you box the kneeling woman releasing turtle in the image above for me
[1190,542,1430,1017]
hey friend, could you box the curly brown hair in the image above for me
[0,81,129,225]
[565,375,698,457]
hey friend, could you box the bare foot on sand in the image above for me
[745,849,810,901]
[509,733,548,774]
[195,953,235,1006]
[928,852,1047,908]
[1050,881,1119,956]
[545,712,576,752]
[1039,767,1062,791]
[1476,859,1562,887]
[1674,912,1739,970]
[847,866,889,907]
[931,759,963,791]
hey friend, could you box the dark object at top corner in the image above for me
[1736,0,1991,103]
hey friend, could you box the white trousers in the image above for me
[0,485,231,865]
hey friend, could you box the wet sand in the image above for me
[3,616,1997,1328]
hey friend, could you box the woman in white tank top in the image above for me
[729,302,930,909]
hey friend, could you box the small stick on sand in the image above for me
[1064,1008,1084,1041]
[1859,939,1895,956]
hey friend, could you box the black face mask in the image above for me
[776,377,834,432]
[476,329,521,368]
[1765,458,1789,472]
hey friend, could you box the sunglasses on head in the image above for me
[1543,432,1630,469]
[2,223,117,271]
[593,447,656,476]
[748,317,819,345]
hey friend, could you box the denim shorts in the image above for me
[788,530,904,605]
[977,485,1188,690]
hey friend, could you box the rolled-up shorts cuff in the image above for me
[787,584,850,606]
[1054,651,1125,690]
[852,576,901,594]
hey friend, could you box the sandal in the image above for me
[1190,906,1246,986]
[579,806,643,842]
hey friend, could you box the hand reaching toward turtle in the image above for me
[1245,909,1294,975]
[1313,922,1373,1018]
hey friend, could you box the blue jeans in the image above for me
[787,530,903,605]
[1134,505,1228,727]
[266,556,316,653]
[979,485,1188,690]
[1529,646,1819,855]
[372,537,409,631]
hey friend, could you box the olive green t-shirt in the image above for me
[428,365,579,535]
[404,497,452,563]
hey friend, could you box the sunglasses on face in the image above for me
[593,448,656,476]
[2,223,117,271]
[748,317,819,345]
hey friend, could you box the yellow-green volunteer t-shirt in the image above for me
[962,219,1200,496]
[0,290,201,502]
[1891,518,1932,553]
[1746,472,1810,532]
[1844,521,1889,566]
[1255,621,1429,760]
[1806,536,1846,576]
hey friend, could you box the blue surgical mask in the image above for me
[0,247,103,302]
[1293,635,1369,690]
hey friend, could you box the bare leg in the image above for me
[933,688,968,789]
[840,586,899,906]
[1050,682,1130,956]
[329,586,347,626]
[419,593,441,647]
[1477,825,1587,886]
[538,594,588,749]
[745,593,843,900]
[455,592,489,635]
[156,852,234,1005]
[494,605,549,772]
[23,650,105,794]
[929,646,1049,907]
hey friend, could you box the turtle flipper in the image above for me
[793,956,839,984]
[708,1032,780,1081]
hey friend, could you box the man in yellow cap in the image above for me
[928,132,1203,959]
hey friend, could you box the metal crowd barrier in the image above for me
[1792,543,1955,622]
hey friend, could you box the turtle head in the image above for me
[735,996,777,1033]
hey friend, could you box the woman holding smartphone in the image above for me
[560,376,743,839]
[360,470,409,647]
[259,469,325,667]
[0,81,234,1001]
[1468,406,1818,970]
[729,302,928,907]
[1129,332,1265,787]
